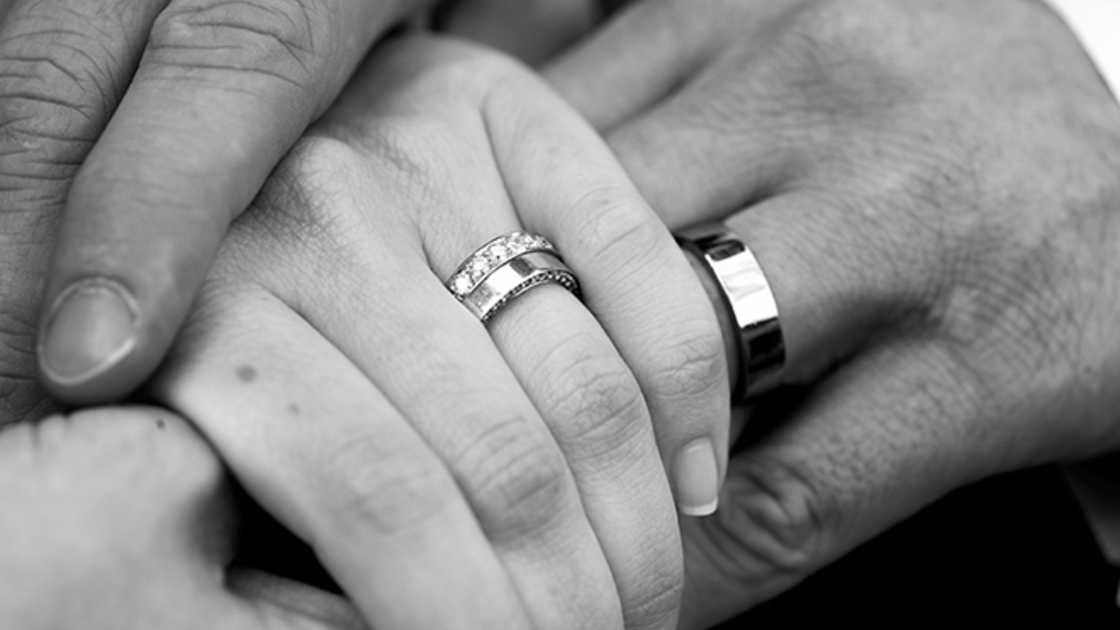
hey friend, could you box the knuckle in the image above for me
[646,320,727,404]
[715,456,833,580]
[322,435,459,536]
[538,339,650,461]
[148,0,334,90]
[0,33,116,203]
[754,0,918,126]
[239,134,364,262]
[453,415,575,545]
[622,532,684,630]
[570,186,664,272]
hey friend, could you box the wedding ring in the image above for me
[676,222,785,403]
[446,231,581,323]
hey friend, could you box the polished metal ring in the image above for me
[446,231,581,323]
[675,222,785,403]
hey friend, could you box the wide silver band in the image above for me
[676,222,785,403]
[446,231,581,323]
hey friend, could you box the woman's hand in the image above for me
[14,0,619,408]
[148,34,730,629]
[545,0,1120,625]
[0,407,367,630]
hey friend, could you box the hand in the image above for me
[150,34,730,629]
[545,0,1120,625]
[0,407,367,630]
[14,0,619,409]
[0,0,426,406]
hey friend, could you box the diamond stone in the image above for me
[451,275,471,294]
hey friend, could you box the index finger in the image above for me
[37,0,418,403]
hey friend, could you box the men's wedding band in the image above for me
[445,231,581,323]
[676,222,785,403]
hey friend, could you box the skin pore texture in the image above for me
[3,0,1120,628]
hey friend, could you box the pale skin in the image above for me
[0,0,597,412]
[2,4,730,628]
[4,33,729,630]
[3,0,1120,628]
[5,0,736,528]
[0,407,370,630]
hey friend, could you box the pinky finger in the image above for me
[152,286,531,630]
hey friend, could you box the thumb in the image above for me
[541,0,726,131]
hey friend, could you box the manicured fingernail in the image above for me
[674,438,720,516]
[39,279,138,385]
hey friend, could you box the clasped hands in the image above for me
[4,1,1120,629]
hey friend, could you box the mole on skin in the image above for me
[236,365,257,383]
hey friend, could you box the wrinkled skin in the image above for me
[4,32,729,629]
[0,0,598,411]
[4,1,1120,628]
[1,5,719,629]
[544,0,1120,626]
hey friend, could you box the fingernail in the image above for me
[39,279,138,385]
[674,438,720,517]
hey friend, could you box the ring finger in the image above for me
[298,37,686,629]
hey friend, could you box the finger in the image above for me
[37,0,416,403]
[0,0,168,423]
[541,0,723,130]
[676,332,1019,629]
[0,408,363,630]
[720,191,939,385]
[284,38,676,623]
[604,58,813,231]
[0,407,232,626]
[545,0,812,228]
[227,569,368,630]
[246,110,626,628]
[154,285,533,630]
[0,407,235,588]
[485,65,731,523]
[344,40,685,627]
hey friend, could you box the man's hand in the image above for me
[546,0,1120,625]
[0,0,426,411]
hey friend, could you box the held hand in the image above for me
[546,0,1120,625]
[151,35,730,629]
[0,407,366,630]
[0,0,422,406]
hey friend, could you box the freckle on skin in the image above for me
[288,403,300,415]
[156,418,166,430]
[236,365,257,383]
